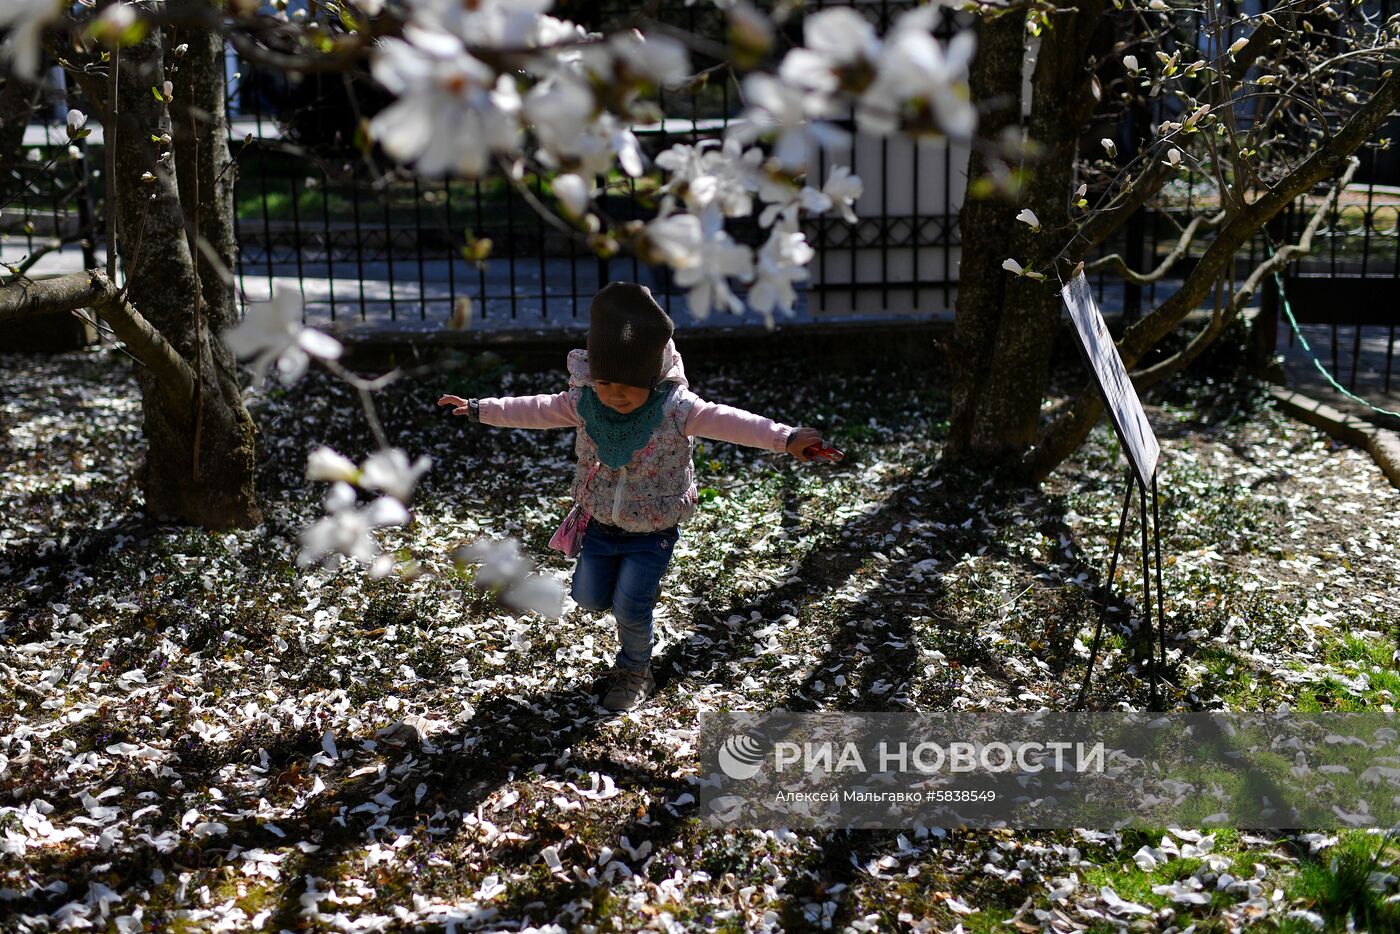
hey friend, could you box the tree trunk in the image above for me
[0,75,41,205]
[73,23,261,529]
[946,4,1107,469]
[944,10,1024,464]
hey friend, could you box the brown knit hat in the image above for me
[586,282,675,389]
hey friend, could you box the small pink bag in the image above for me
[549,463,600,558]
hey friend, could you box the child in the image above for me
[438,281,823,711]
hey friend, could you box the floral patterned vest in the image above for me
[565,348,698,532]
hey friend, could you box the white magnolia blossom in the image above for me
[65,109,89,140]
[306,446,360,485]
[582,29,691,88]
[454,538,564,617]
[306,446,432,505]
[96,1,137,38]
[747,220,814,326]
[757,180,831,229]
[822,166,863,224]
[0,0,64,80]
[551,172,591,218]
[778,11,873,92]
[1015,208,1041,229]
[750,163,863,230]
[727,72,848,172]
[223,287,343,388]
[359,448,433,504]
[777,5,974,141]
[853,5,976,139]
[1002,258,1047,281]
[655,137,761,218]
[405,0,574,49]
[367,27,522,177]
[803,7,883,67]
[524,75,644,176]
[296,482,411,572]
[352,0,972,334]
[646,205,754,320]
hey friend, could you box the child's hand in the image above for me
[438,394,472,416]
[785,427,824,461]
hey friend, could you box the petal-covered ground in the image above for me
[2,343,1399,932]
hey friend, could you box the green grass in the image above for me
[5,350,1400,930]
[1286,831,1400,931]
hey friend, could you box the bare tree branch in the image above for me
[0,270,197,424]
[1064,16,1293,261]
[1130,155,1358,391]
[1025,69,1400,482]
[1083,210,1224,284]
[0,225,96,282]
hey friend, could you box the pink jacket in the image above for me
[477,339,796,531]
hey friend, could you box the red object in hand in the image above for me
[802,442,845,462]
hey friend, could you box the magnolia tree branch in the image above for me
[1067,16,1301,262]
[1,225,97,281]
[0,270,197,424]
[1071,159,1173,260]
[1025,69,1400,482]
[1129,155,1359,392]
[1083,210,1224,284]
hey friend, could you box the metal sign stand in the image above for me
[1074,470,1167,709]
[1059,272,1169,710]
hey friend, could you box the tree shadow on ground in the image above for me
[513,460,1181,928]
[0,513,161,640]
[7,451,1191,929]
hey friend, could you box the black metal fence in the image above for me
[215,0,966,334]
[0,0,1396,399]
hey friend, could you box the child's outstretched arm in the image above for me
[437,391,581,430]
[678,389,824,461]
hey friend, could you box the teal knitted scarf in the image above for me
[578,383,669,469]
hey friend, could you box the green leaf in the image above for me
[336,5,362,32]
[968,177,998,199]
[118,20,148,47]
[353,118,372,154]
[151,86,164,102]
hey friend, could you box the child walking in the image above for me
[438,282,824,711]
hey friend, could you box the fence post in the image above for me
[1123,207,1145,321]
[1250,212,1286,379]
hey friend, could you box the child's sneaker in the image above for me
[601,663,655,711]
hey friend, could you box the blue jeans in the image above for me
[569,520,680,672]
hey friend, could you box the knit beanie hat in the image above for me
[586,282,675,389]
